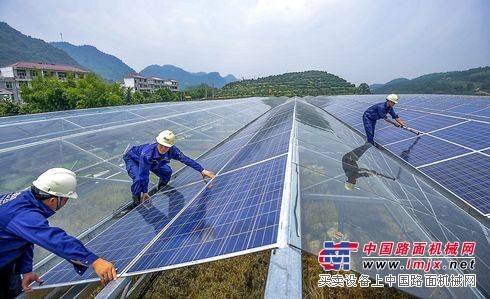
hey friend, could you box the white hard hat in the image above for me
[32,168,78,199]
[156,130,175,147]
[344,182,354,191]
[386,94,399,104]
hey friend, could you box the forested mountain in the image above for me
[217,70,358,98]
[371,67,490,95]
[140,64,236,89]
[0,22,81,68]
[50,42,136,82]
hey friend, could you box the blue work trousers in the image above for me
[124,159,172,196]
[362,114,376,144]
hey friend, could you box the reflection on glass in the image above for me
[400,137,421,162]
[342,143,372,190]
[137,185,186,232]
[342,143,397,191]
[296,101,333,132]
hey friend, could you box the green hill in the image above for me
[217,70,358,98]
[51,42,136,82]
[0,22,81,68]
[371,67,490,95]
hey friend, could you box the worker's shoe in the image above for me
[158,179,169,190]
[131,194,141,208]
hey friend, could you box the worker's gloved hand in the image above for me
[201,169,216,181]
[140,192,150,203]
[394,123,401,128]
[92,258,117,284]
[21,271,44,292]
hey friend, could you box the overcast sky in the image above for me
[1,0,489,84]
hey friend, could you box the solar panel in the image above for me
[38,183,207,287]
[222,131,291,172]
[446,104,482,114]
[407,114,465,133]
[169,105,282,187]
[370,126,415,145]
[385,136,471,167]
[431,121,490,150]
[126,155,287,274]
[36,100,292,288]
[395,109,428,120]
[471,107,490,117]
[38,154,287,287]
[419,153,490,215]
[222,103,293,172]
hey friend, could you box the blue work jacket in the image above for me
[0,190,99,274]
[124,143,204,193]
[363,102,399,121]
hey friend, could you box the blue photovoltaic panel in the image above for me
[38,183,206,287]
[408,114,465,133]
[338,111,361,126]
[126,155,287,274]
[385,136,471,167]
[419,153,490,215]
[459,114,490,122]
[372,126,416,145]
[221,104,293,172]
[169,107,277,187]
[446,104,483,114]
[483,149,490,155]
[223,131,291,172]
[469,107,490,118]
[431,121,490,150]
[395,109,428,121]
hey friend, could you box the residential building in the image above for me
[123,74,178,93]
[0,61,89,102]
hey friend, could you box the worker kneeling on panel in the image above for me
[0,168,117,297]
[123,130,216,208]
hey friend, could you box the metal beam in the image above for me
[94,277,131,299]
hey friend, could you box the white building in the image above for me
[0,61,89,102]
[123,74,178,93]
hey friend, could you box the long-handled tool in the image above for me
[385,119,422,135]
[400,125,421,135]
[360,168,396,181]
[370,170,396,181]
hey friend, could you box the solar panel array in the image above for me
[0,98,274,263]
[3,96,487,297]
[37,101,294,287]
[308,95,490,216]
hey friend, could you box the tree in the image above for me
[184,84,217,99]
[357,83,371,94]
[20,73,124,113]
[0,100,22,116]
[73,73,123,108]
[21,76,76,113]
[149,88,178,102]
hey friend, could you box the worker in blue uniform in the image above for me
[123,130,215,207]
[362,94,406,146]
[0,168,117,297]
